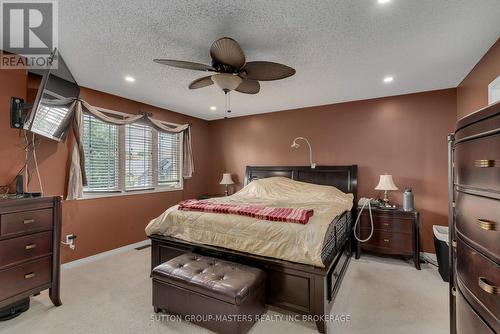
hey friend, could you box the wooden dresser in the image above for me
[0,196,62,309]
[356,207,420,270]
[449,101,499,334]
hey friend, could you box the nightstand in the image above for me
[355,207,420,270]
[198,194,225,200]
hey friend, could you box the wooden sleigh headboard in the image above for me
[244,165,358,204]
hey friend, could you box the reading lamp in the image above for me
[375,174,398,207]
[219,173,234,196]
[291,137,316,168]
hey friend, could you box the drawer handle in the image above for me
[23,219,35,225]
[383,239,390,243]
[477,219,497,231]
[24,272,36,279]
[25,243,37,250]
[383,223,390,226]
[478,277,498,295]
[474,159,497,168]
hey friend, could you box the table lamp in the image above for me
[220,173,234,196]
[375,174,398,207]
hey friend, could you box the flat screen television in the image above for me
[24,49,80,142]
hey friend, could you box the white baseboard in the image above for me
[61,239,151,270]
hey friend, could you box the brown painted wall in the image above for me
[60,88,210,263]
[1,68,457,258]
[207,89,457,253]
[457,38,500,119]
[1,73,210,263]
[4,36,498,260]
[0,59,28,191]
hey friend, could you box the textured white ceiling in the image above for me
[58,0,500,120]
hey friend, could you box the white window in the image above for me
[82,112,182,196]
[82,114,120,191]
[125,123,153,190]
[157,131,181,186]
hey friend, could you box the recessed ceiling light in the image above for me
[383,76,394,83]
[210,106,217,111]
[378,0,391,4]
[125,76,135,82]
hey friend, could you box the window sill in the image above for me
[80,186,183,200]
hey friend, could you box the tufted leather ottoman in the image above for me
[152,253,266,334]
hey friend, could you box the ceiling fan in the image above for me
[154,37,296,117]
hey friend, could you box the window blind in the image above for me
[125,123,153,190]
[158,132,180,186]
[31,96,73,139]
[82,110,182,196]
[82,113,119,191]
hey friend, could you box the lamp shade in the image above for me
[219,173,234,185]
[375,174,398,191]
[211,73,242,91]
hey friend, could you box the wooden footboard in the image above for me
[149,234,352,333]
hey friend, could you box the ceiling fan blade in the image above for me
[235,79,260,94]
[242,61,295,81]
[210,37,246,69]
[153,59,215,72]
[189,76,214,89]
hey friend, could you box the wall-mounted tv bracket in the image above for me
[10,97,33,129]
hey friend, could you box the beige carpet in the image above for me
[1,247,448,334]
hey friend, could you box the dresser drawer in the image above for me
[455,105,500,142]
[0,208,53,237]
[0,257,51,300]
[360,230,413,255]
[456,192,499,263]
[455,134,500,192]
[456,238,499,323]
[0,231,52,269]
[456,289,495,334]
[360,213,413,234]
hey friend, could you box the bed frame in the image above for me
[149,165,358,333]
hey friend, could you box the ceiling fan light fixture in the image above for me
[211,73,242,91]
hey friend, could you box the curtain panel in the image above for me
[48,98,194,200]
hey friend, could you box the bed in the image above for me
[147,165,358,333]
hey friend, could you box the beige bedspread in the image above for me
[145,177,353,267]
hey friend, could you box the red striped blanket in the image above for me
[178,199,314,225]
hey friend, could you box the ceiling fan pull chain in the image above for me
[224,90,228,119]
[228,91,231,115]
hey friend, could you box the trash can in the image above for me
[433,225,449,282]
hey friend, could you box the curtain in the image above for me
[63,98,194,200]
